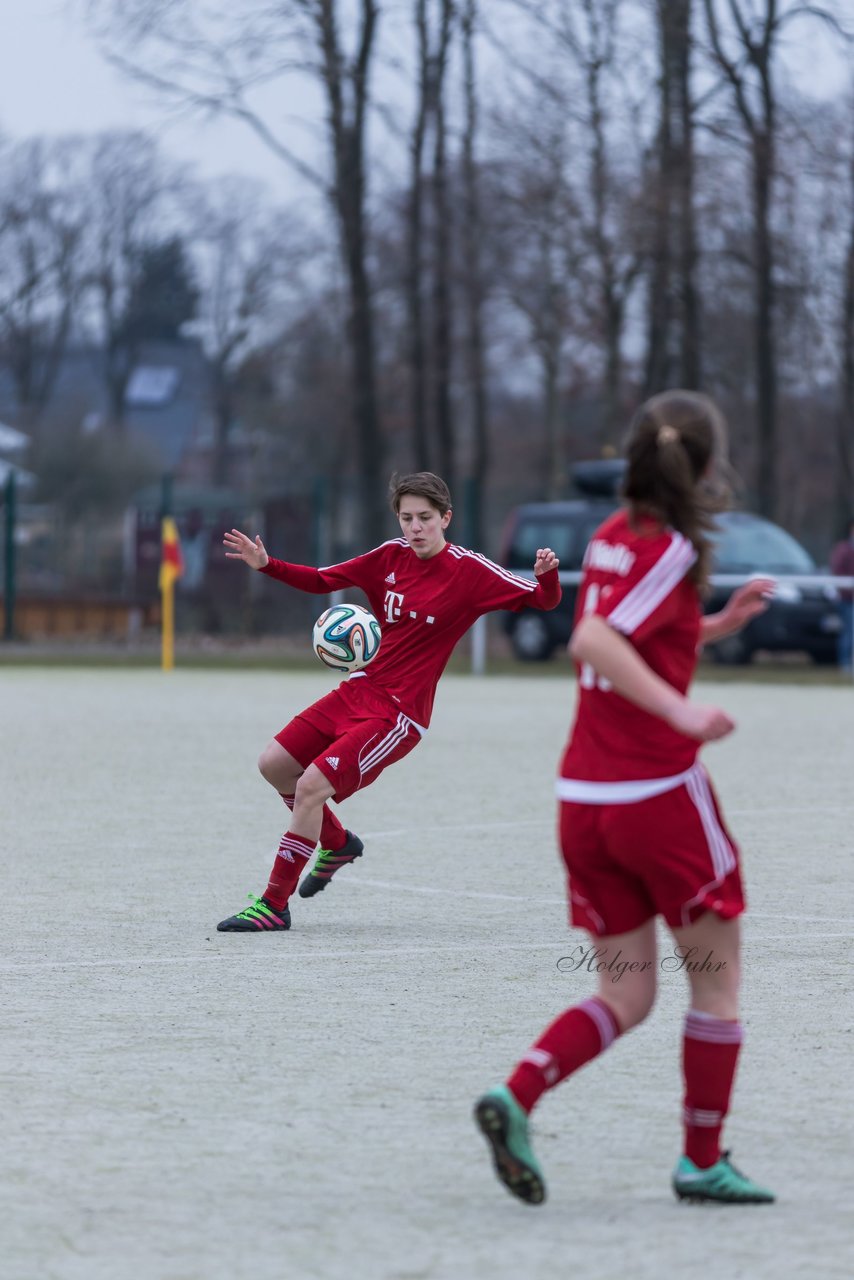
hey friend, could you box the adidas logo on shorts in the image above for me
[325,756,340,769]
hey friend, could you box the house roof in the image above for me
[0,421,29,453]
[0,340,215,471]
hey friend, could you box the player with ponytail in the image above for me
[475,391,777,1207]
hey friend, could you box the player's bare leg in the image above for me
[258,740,364,899]
[668,912,774,1203]
[590,920,658,1032]
[258,741,304,794]
[476,922,657,1205]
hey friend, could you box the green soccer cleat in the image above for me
[298,831,364,898]
[474,1084,546,1206]
[672,1152,776,1204]
[216,895,291,932]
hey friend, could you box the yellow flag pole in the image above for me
[161,578,175,671]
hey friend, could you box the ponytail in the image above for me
[622,391,731,589]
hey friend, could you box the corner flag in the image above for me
[159,516,183,670]
[159,516,183,592]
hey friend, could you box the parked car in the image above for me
[499,470,840,664]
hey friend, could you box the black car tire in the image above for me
[511,612,555,662]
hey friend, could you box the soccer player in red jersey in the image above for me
[217,471,560,932]
[475,391,778,1206]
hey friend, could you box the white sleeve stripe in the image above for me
[609,547,695,633]
[447,545,537,592]
[607,535,696,634]
[608,536,694,633]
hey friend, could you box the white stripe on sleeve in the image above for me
[607,534,696,635]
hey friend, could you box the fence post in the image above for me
[3,470,16,641]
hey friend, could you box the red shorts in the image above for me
[275,679,421,801]
[558,764,745,937]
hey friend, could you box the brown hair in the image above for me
[388,471,452,516]
[622,390,731,589]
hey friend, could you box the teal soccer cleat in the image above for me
[474,1084,546,1206]
[672,1152,776,1204]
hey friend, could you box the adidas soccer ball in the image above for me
[312,603,382,673]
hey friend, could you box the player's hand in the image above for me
[534,547,559,576]
[223,528,269,569]
[723,576,776,629]
[668,701,736,743]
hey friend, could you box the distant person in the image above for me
[829,518,854,672]
[216,471,561,932]
[474,391,777,1207]
[180,508,209,594]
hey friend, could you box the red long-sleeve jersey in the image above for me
[561,509,701,784]
[261,538,561,729]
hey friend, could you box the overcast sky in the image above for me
[0,0,304,198]
[1,0,850,202]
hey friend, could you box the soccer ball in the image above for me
[312,603,382,673]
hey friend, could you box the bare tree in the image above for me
[644,0,700,395]
[406,0,432,472]
[77,131,176,430]
[509,0,644,439]
[488,92,582,497]
[403,0,456,487]
[701,0,846,518]
[0,138,85,426]
[89,0,386,544]
[429,0,455,490]
[839,106,854,529]
[460,0,490,544]
[184,178,299,486]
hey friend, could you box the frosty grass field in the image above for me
[1,667,852,1280]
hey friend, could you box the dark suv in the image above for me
[499,469,840,664]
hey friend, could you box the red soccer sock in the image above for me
[319,808,347,851]
[507,996,622,1114]
[682,1009,743,1168]
[263,831,316,911]
[280,794,347,853]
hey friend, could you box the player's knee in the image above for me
[600,980,657,1032]
[258,743,291,785]
[688,964,741,1018]
[293,768,329,808]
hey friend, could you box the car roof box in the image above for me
[571,458,626,498]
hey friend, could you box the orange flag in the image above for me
[159,516,183,593]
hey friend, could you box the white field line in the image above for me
[345,876,853,926]
[361,803,854,844]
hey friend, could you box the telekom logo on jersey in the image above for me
[383,589,436,626]
[385,590,405,622]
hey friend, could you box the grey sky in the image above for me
[0,0,303,198]
[0,0,849,203]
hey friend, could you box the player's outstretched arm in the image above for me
[701,576,775,645]
[223,528,270,570]
[570,615,735,743]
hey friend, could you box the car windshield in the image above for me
[711,515,815,573]
[509,512,610,568]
